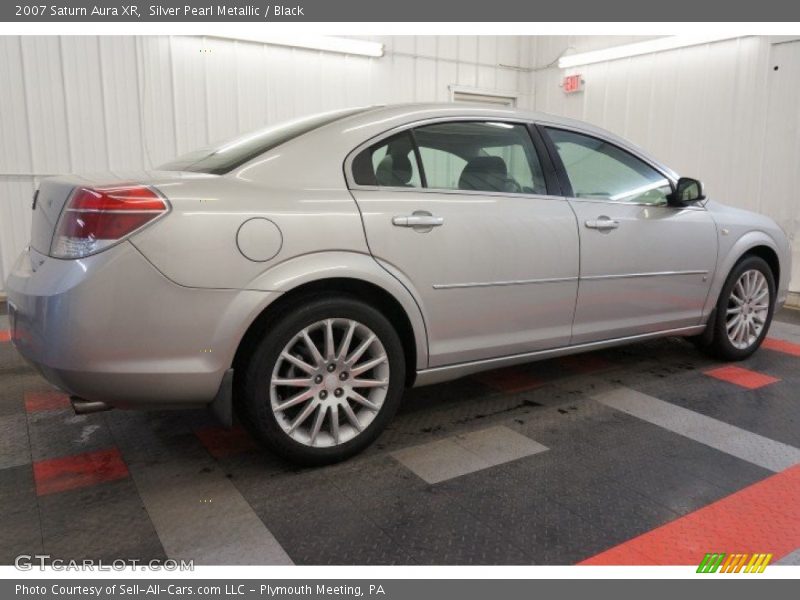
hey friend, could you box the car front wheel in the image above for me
[705,255,776,360]
[237,295,406,465]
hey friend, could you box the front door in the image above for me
[349,120,580,367]
[543,127,717,344]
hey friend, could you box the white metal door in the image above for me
[760,41,800,296]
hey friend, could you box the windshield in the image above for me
[158,107,369,175]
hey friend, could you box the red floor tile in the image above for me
[472,365,546,394]
[24,390,71,413]
[33,447,129,496]
[0,330,10,343]
[196,426,258,459]
[580,464,800,566]
[762,337,800,358]
[704,365,780,390]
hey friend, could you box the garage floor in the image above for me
[2,305,800,566]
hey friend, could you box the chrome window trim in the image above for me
[566,196,707,210]
[343,116,561,200]
[343,115,706,212]
[348,185,568,203]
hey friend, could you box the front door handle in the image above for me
[392,211,444,230]
[585,216,620,231]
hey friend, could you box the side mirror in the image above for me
[668,177,706,206]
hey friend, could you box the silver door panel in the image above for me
[351,190,580,367]
[569,201,717,344]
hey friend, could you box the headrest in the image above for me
[458,156,509,191]
[376,153,413,187]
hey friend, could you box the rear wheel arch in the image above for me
[233,277,419,387]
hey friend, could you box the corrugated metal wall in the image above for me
[533,35,800,294]
[1,35,798,295]
[0,35,534,291]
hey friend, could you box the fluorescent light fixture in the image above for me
[213,34,384,58]
[558,35,740,69]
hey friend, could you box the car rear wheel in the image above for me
[237,295,406,465]
[702,255,776,360]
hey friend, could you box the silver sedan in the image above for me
[5,104,791,464]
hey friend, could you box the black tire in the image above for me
[236,295,406,466]
[702,255,776,361]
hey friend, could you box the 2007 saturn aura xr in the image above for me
[6,104,791,464]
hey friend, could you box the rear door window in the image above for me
[413,121,547,194]
[351,131,422,187]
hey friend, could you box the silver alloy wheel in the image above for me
[269,318,390,448]
[726,269,770,350]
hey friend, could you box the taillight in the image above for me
[50,185,168,259]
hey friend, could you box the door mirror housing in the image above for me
[668,177,705,206]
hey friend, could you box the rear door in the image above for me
[348,120,580,367]
[542,126,717,344]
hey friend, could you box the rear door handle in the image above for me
[585,217,620,231]
[392,212,444,229]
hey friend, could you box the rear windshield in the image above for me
[158,107,369,175]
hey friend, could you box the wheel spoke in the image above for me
[275,389,315,412]
[324,319,335,360]
[747,320,758,341]
[726,306,741,316]
[337,321,356,361]
[288,400,318,433]
[726,314,741,331]
[349,390,379,411]
[346,333,376,366]
[351,378,388,389]
[302,329,325,367]
[331,406,340,444]
[350,355,387,377]
[271,376,314,388]
[737,320,748,344]
[341,401,362,432]
[730,319,744,343]
[309,405,327,445]
[281,352,316,374]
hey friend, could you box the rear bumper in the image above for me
[5,242,274,408]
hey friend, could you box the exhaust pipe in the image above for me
[70,396,112,415]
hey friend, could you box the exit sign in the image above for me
[562,74,584,94]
